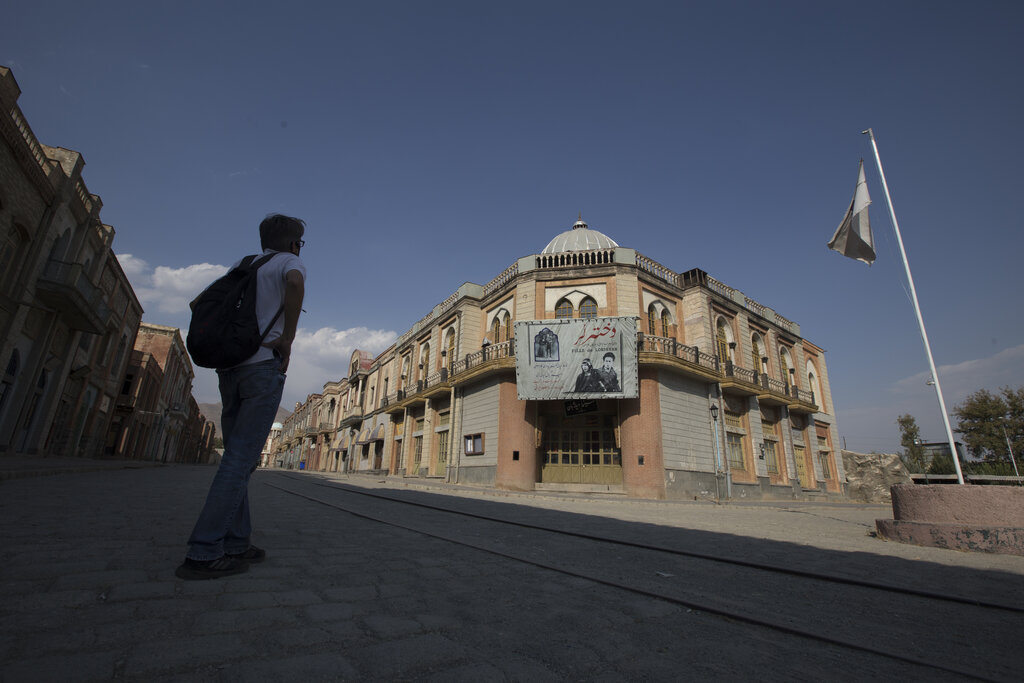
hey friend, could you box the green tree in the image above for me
[927,451,955,475]
[953,387,1024,463]
[897,414,926,473]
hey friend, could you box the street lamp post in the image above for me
[710,403,726,501]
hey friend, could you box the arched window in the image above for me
[716,318,732,362]
[647,305,658,335]
[751,333,765,372]
[0,225,30,290]
[420,344,430,374]
[445,328,456,367]
[779,347,794,385]
[806,360,825,412]
[661,310,672,337]
[579,297,597,319]
[501,313,511,342]
[490,317,501,343]
[555,299,573,319]
[0,350,20,418]
[112,334,128,373]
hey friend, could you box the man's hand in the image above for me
[274,269,305,373]
[271,338,293,373]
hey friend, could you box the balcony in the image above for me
[339,405,363,427]
[637,334,720,381]
[35,260,111,334]
[450,340,515,379]
[317,421,334,433]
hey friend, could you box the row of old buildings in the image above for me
[270,214,844,501]
[0,66,215,464]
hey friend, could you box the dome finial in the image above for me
[572,213,587,230]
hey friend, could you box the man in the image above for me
[175,214,306,580]
[598,352,620,392]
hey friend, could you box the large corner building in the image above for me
[278,218,843,501]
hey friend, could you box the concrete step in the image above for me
[534,483,626,495]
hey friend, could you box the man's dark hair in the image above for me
[603,352,615,361]
[259,214,305,251]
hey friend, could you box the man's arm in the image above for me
[272,269,305,372]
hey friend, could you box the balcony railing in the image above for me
[450,339,515,376]
[638,335,718,372]
[538,248,616,271]
[374,332,819,414]
[35,260,111,334]
[723,362,757,385]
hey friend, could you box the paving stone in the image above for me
[363,614,423,638]
[354,633,467,678]
[270,589,323,606]
[106,580,178,601]
[1,650,121,682]
[0,465,1021,681]
[123,633,249,677]
[304,602,356,622]
[224,652,360,681]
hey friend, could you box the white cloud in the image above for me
[283,326,397,406]
[116,253,227,316]
[117,253,149,280]
[889,344,1024,398]
[114,252,398,414]
[190,325,398,414]
[841,343,1024,453]
[150,263,228,313]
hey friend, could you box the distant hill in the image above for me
[198,402,292,438]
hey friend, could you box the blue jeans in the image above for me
[186,360,285,561]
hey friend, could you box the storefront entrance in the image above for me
[540,413,622,485]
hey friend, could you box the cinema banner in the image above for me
[515,317,638,400]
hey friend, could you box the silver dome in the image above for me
[541,216,619,254]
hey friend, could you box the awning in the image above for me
[330,430,348,452]
[370,424,386,441]
[355,427,372,445]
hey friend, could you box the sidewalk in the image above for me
[0,454,164,481]
[1,463,1022,681]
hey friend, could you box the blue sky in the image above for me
[5,1,1023,454]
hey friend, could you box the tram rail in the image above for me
[264,472,1022,682]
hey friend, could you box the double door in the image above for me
[541,415,621,484]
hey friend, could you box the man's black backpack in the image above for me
[186,253,283,369]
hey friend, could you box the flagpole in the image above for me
[862,128,966,485]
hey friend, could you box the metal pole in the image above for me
[863,128,965,485]
[1002,425,1021,479]
[710,402,725,501]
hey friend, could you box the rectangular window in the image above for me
[437,410,450,427]
[726,432,745,470]
[413,436,423,468]
[437,430,449,466]
[464,433,484,455]
[817,435,832,478]
[764,439,779,474]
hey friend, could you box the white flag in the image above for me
[828,160,875,265]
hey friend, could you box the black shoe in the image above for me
[175,556,249,580]
[226,545,266,564]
